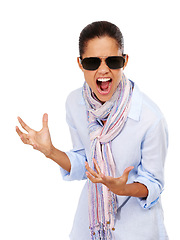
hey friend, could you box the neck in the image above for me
[93,92,106,104]
[102,120,106,125]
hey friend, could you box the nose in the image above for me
[97,59,109,74]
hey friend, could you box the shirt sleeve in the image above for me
[134,117,168,209]
[60,95,87,181]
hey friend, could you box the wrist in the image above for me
[45,145,55,158]
[45,146,71,172]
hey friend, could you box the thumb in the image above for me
[42,113,48,128]
[122,166,134,182]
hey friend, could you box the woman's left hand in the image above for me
[85,158,134,196]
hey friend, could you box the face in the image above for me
[78,36,128,103]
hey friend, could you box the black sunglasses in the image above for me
[80,56,125,71]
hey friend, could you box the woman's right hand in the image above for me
[16,113,53,157]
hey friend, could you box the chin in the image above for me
[95,92,113,103]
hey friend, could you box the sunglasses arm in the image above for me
[123,54,128,69]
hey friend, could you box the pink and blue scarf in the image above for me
[83,74,133,239]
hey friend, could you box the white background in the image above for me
[0,0,179,239]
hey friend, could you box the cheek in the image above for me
[113,70,123,84]
[84,71,95,86]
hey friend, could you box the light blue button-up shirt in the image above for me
[61,82,169,240]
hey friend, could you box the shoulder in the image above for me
[65,87,87,124]
[141,92,163,120]
[65,87,89,132]
[141,92,168,141]
[137,85,168,140]
[66,87,83,102]
[141,89,165,126]
[66,87,84,109]
[129,82,167,133]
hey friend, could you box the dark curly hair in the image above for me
[79,21,124,57]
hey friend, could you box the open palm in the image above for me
[16,113,53,157]
[85,158,134,196]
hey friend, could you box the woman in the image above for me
[16,21,169,239]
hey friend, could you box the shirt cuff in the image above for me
[60,150,87,181]
[134,176,163,209]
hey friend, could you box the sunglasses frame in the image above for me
[79,55,126,71]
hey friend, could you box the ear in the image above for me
[123,54,129,70]
[77,57,84,71]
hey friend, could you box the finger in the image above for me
[42,113,48,128]
[17,116,31,132]
[122,166,134,181]
[85,162,99,178]
[123,166,134,174]
[16,126,30,144]
[100,174,116,186]
[33,144,38,150]
[93,158,101,174]
[86,172,102,184]
[16,126,23,137]
[20,134,29,144]
[20,133,29,144]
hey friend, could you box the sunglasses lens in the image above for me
[81,56,125,70]
[81,57,101,70]
[106,56,125,69]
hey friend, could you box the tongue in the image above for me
[100,81,109,90]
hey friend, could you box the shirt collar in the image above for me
[128,82,143,121]
[80,81,143,122]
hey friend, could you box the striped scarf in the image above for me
[83,74,133,240]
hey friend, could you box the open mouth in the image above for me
[96,78,112,95]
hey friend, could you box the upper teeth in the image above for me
[97,78,111,82]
